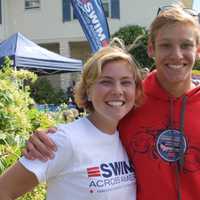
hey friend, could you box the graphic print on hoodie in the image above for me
[119,70,200,200]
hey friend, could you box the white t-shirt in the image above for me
[20,117,136,200]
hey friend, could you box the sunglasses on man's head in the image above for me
[157,5,200,23]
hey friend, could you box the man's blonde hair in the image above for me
[149,3,200,46]
[74,38,143,112]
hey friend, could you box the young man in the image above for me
[22,3,200,200]
[119,4,200,200]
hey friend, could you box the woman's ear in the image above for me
[147,40,155,58]
[86,89,92,102]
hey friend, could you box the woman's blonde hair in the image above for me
[149,3,200,46]
[74,37,143,112]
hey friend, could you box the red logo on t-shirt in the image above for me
[87,167,101,177]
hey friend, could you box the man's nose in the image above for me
[171,46,184,59]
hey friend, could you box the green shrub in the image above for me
[192,69,200,75]
[30,78,66,104]
[0,58,86,199]
[0,59,56,199]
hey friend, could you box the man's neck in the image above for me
[158,78,196,98]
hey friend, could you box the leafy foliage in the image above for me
[0,59,56,199]
[30,78,66,104]
[0,72,33,147]
[192,69,200,75]
[0,58,85,199]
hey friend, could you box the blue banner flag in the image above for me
[71,0,110,52]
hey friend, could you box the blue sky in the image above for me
[192,0,200,11]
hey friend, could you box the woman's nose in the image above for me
[112,82,123,94]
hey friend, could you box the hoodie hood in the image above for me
[143,70,200,103]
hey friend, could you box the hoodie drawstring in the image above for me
[173,96,187,200]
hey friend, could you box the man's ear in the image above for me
[196,45,200,60]
[147,40,155,58]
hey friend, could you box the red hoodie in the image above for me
[119,71,200,200]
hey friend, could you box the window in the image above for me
[25,0,40,9]
[72,7,77,20]
[111,0,120,19]
[0,0,2,24]
[62,0,120,22]
[102,0,109,17]
[63,0,71,22]
[103,0,121,19]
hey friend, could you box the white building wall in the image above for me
[2,0,180,42]
[0,0,191,91]
[0,0,9,39]
[108,0,178,33]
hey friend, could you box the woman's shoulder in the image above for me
[57,117,87,133]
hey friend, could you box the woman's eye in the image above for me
[121,81,135,86]
[99,80,112,85]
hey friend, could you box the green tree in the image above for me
[112,25,154,70]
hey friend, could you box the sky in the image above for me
[192,0,200,11]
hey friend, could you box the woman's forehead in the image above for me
[101,59,133,71]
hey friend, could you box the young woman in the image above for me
[0,38,143,200]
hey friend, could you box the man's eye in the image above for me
[160,43,171,48]
[181,43,194,49]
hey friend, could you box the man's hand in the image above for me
[22,128,57,161]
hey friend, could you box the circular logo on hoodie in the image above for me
[156,129,187,162]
